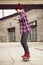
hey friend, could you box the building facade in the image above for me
[0,9,43,42]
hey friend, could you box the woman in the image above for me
[14,3,31,60]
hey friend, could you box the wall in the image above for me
[0,9,43,42]
[0,16,21,42]
[37,18,43,41]
[0,0,43,4]
[26,9,43,41]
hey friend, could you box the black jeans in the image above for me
[21,32,29,53]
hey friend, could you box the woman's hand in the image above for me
[13,17,19,20]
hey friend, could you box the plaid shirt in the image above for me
[18,11,31,34]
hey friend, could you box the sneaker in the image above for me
[22,54,25,57]
[22,52,30,59]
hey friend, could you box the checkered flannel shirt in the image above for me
[18,11,31,34]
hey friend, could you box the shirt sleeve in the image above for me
[18,13,26,22]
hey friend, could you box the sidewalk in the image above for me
[0,42,43,65]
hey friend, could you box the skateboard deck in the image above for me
[22,57,30,62]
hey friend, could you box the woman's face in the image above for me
[17,9,22,13]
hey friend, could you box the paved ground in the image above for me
[0,42,43,65]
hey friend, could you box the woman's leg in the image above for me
[21,32,29,53]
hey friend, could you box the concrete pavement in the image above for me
[0,42,43,65]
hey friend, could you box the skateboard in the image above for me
[22,57,29,62]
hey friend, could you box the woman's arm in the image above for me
[13,17,20,23]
